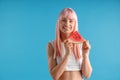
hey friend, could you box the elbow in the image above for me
[50,70,59,80]
[52,75,59,80]
[83,68,92,79]
[84,72,92,79]
[52,74,59,80]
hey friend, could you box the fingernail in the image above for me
[63,40,66,43]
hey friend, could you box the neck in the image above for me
[60,32,70,42]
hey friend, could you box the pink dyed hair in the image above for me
[54,8,81,60]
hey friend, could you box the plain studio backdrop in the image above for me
[0,0,120,80]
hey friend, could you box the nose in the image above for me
[65,20,70,26]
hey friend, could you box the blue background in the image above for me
[0,0,120,80]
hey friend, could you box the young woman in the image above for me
[47,8,92,80]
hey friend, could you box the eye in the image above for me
[69,20,73,23]
[61,19,66,22]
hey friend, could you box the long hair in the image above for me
[54,8,81,60]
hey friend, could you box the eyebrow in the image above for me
[62,18,74,20]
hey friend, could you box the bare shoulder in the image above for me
[47,42,54,57]
[47,42,57,71]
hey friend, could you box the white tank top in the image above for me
[50,41,83,71]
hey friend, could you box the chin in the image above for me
[60,29,73,34]
[63,31,71,34]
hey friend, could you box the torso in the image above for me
[59,71,83,80]
[50,41,83,80]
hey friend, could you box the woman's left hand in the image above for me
[82,40,91,56]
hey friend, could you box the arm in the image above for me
[81,40,92,79]
[47,42,71,80]
[82,52,92,79]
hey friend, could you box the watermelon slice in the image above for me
[69,31,85,44]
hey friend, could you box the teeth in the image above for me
[63,26,70,30]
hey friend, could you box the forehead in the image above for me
[60,11,76,20]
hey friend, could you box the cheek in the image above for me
[59,26,62,31]
[71,23,75,30]
[59,24,64,32]
[60,22,64,27]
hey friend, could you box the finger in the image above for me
[86,40,89,44]
[82,41,88,48]
[84,40,89,45]
[69,43,73,47]
[64,39,69,43]
[68,44,73,49]
[63,40,66,43]
[86,40,90,46]
[83,41,87,46]
[67,39,73,43]
[64,42,70,47]
[64,39,71,43]
[67,42,72,47]
[84,40,91,49]
[66,42,73,47]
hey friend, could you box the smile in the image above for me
[63,26,71,30]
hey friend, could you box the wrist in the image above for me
[83,52,89,58]
[83,54,89,58]
[66,52,71,57]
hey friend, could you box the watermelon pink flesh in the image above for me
[69,31,85,43]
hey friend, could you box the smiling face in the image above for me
[59,17,75,34]
[59,11,76,35]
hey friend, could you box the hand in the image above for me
[64,39,73,55]
[82,40,91,56]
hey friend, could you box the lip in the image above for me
[63,26,70,30]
